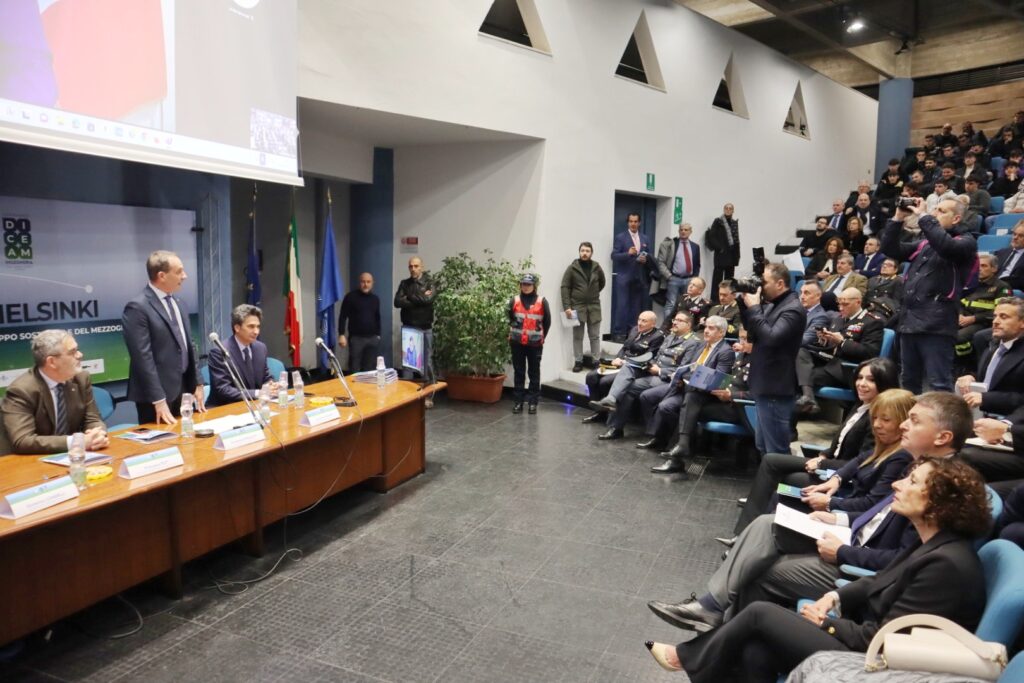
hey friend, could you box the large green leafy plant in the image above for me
[432,250,533,377]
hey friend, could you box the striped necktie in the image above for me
[55,384,69,435]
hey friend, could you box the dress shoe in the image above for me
[635,438,663,450]
[598,428,624,440]
[658,444,687,461]
[796,395,820,415]
[714,535,737,548]
[650,461,688,477]
[647,595,723,633]
[588,397,617,412]
[645,641,682,672]
[512,402,523,414]
[571,361,584,373]
[736,497,747,507]
[581,412,605,424]
[527,403,537,415]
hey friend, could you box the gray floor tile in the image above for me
[571,506,678,555]
[292,536,434,596]
[536,540,657,596]
[439,627,601,682]
[482,497,590,538]
[442,526,562,578]
[382,558,524,625]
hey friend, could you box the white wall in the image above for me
[298,0,879,380]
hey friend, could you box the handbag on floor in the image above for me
[864,614,1008,681]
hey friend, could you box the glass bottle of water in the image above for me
[69,432,87,490]
[376,356,386,389]
[292,370,305,408]
[259,385,272,423]
[180,392,194,440]
[277,371,289,408]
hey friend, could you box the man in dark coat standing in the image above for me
[610,212,651,339]
[705,203,740,301]
[738,262,806,456]
[561,242,606,372]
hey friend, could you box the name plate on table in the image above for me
[119,447,184,480]
[0,476,79,519]
[300,405,341,427]
[214,423,266,450]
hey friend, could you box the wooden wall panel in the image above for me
[910,81,1024,145]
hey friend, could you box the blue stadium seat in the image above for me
[976,540,1024,646]
[988,214,1021,233]
[802,256,811,268]
[991,156,1006,176]
[200,365,210,385]
[1002,652,1024,682]
[979,234,1012,252]
[93,386,115,421]
[990,196,1005,214]
[267,357,286,380]
[880,328,895,359]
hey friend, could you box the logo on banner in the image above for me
[3,217,32,263]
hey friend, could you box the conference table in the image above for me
[0,378,442,646]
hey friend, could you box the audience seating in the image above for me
[991,196,1005,214]
[978,234,1012,252]
[268,357,286,380]
[815,329,895,405]
[988,215,1021,232]
[991,157,1006,176]
[93,386,115,421]
[200,365,210,385]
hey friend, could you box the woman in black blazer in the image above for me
[805,236,845,280]
[646,458,991,683]
[734,358,899,535]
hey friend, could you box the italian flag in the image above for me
[283,210,302,366]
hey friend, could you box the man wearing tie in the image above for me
[957,297,1024,419]
[855,238,885,279]
[821,255,868,310]
[0,330,108,454]
[826,198,846,232]
[122,250,205,425]
[995,221,1024,291]
[611,212,651,339]
[207,304,273,407]
[655,223,701,320]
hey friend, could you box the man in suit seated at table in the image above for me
[0,330,108,454]
[207,304,274,407]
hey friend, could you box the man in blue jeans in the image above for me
[880,197,977,393]
[737,262,806,456]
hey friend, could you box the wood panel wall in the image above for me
[910,80,1024,147]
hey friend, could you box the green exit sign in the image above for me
[646,173,655,191]
[674,197,683,223]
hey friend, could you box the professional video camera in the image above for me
[733,247,767,294]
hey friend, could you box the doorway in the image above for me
[609,192,658,340]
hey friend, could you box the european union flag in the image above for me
[317,205,344,370]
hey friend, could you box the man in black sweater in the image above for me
[394,257,436,404]
[338,272,382,372]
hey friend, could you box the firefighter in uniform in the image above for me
[508,273,551,414]
[956,252,1011,370]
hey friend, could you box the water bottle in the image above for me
[259,385,272,423]
[376,356,386,389]
[180,392,194,440]
[277,370,289,408]
[292,370,305,408]
[69,432,87,490]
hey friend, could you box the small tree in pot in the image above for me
[432,250,533,402]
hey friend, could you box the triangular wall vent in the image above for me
[712,54,748,118]
[783,81,810,139]
[479,0,550,53]
[615,11,665,90]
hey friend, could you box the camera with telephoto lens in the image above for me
[733,247,767,294]
[896,196,920,210]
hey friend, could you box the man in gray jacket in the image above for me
[561,242,606,372]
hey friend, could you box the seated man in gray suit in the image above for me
[207,304,274,407]
[0,330,108,454]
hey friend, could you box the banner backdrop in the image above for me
[0,196,197,392]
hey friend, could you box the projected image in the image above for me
[0,0,299,183]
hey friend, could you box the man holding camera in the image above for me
[738,262,807,455]
[881,196,977,393]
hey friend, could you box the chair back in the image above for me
[991,156,1006,175]
[990,214,1021,232]
[990,196,1005,214]
[267,357,286,381]
[200,365,210,385]
[880,328,896,359]
[978,234,1012,253]
[976,540,1024,646]
[93,386,115,421]
[1000,651,1024,682]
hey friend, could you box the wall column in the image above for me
[875,78,914,179]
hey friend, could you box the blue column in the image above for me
[875,78,914,180]
[350,147,395,365]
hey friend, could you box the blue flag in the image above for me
[245,210,261,305]
[317,206,344,369]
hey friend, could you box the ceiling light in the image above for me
[846,18,866,33]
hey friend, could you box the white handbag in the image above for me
[864,614,1008,681]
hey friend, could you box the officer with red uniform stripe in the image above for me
[508,274,551,414]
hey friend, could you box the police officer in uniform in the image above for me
[956,253,1011,370]
[508,274,551,414]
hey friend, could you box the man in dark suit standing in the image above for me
[705,203,740,301]
[207,304,274,407]
[655,223,701,319]
[611,212,651,339]
[995,221,1024,291]
[122,250,205,425]
[0,330,108,454]
[739,262,807,456]
[653,316,736,475]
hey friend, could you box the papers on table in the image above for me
[40,451,112,467]
[352,369,399,384]
[194,412,259,435]
[560,309,580,328]
[774,503,852,544]
[116,428,176,444]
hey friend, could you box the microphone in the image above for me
[209,332,265,427]
[315,337,356,407]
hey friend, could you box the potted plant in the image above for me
[432,250,533,402]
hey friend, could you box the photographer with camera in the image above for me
[880,196,977,393]
[737,261,807,456]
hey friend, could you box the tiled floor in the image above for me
[1,398,835,682]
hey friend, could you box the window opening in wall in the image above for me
[615,11,665,91]
[712,54,748,118]
[783,81,810,139]
[479,0,550,54]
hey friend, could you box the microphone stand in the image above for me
[318,341,357,407]
[209,335,267,428]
